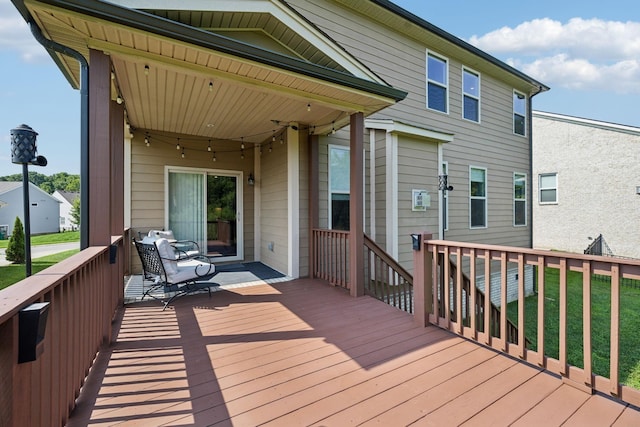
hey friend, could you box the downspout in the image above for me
[528,85,545,249]
[29,21,89,250]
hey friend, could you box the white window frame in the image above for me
[328,144,350,230]
[513,90,527,136]
[426,51,449,114]
[539,173,558,205]
[469,166,487,229]
[462,67,480,123]
[513,172,527,227]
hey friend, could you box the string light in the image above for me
[181,148,185,159]
[207,139,212,152]
[331,122,336,135]
[240,149,244,159]
[213,151,217,162]
[176,138,181,150]
[307,103,311,112]
[272,131,276,142]
[241,137,245,150]
[209,81,213,92]
[144,133,150,147]
[144,65,149,75]
[269,142,273,153]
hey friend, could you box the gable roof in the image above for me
[53,191,80,205]
[0,182,22,196]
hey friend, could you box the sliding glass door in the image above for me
[166,167,242,261]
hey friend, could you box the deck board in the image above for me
[67,278,639,426]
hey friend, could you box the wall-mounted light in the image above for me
[248,173,255,186]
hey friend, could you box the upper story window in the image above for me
[462,68,480,122]
[329,145,350,230]
[539,173,558,204]
[427,52,448,113]
[469,166,487,228]
[514,173,527,226]
[513,90,527,136]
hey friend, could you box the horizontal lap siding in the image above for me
[291,0,532,250]
[260,134,289,274]
[397,137,439,272]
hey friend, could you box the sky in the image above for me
[1,0,639,176]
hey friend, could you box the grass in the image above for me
[506,268,640,390]
[0,231,79,249]
[0,250,80,290]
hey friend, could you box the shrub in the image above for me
[6,217,25,264]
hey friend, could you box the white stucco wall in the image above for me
[532,111,640,259]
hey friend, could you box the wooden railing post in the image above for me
[413,232,433,327]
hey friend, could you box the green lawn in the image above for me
[0,249,80,290]
[0,231,79,249]
[507,268,640,390]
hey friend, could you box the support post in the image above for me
[349,112,364,297]
[21,164,31,277]
[413,232,433,327]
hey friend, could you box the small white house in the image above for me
[532,111,640,259]
[52,190,80,231]
[0,182,61,236]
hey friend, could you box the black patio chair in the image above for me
[134,237,218,310]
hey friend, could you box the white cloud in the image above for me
[469,18,640,93]
[0,1,48,63]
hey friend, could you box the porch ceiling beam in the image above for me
[89,39,376,114]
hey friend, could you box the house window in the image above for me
[470,167,487,228]
[329,145,350,230]
[463,68,480,122]
[514,173,527,226]
[539,173,558,204]
[427,52,448,113]
[513,91,527,136]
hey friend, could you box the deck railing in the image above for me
[0,233,127,427]
[413,233,640,407]
[312,229,350,289]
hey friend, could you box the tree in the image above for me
[70,197,80,228]
[5,217,25,264]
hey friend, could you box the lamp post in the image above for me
[9,124,48,277]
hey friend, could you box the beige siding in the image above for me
[298,132,310,277]
[289,0,533,250]
[374,129,387,247]
[130,130,255,273]
[260,132,289,274]
[396,136,439,272]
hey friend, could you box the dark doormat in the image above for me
[212,262,286,285]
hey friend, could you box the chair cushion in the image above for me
[148,230,175,240]
[155,238,178,275]
[169,258,215,283]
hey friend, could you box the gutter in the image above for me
[29,22,90,250]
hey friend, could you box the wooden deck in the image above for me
[67,279,640,426]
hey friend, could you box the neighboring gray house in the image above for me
[532,111,640,259]
[52,190,80,231]
[0,182,61,236]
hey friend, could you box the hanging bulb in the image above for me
[176,138,181,150]
[269,142,273,153]
[144,65,149,75]
[307,103,311,112]
[272,131,276,142]
[207,139,212,152]
[116,95,123,105]
[181,148,185,159]
[280,135,284,144]
[241,149,245,160]
[144,135,150,147]
[213,151,217,162]
[209,81,213,92]
[331,121,336,135]
[241,137,245,150]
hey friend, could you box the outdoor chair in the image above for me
[134,237,218,310]
[145,229,201,259]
